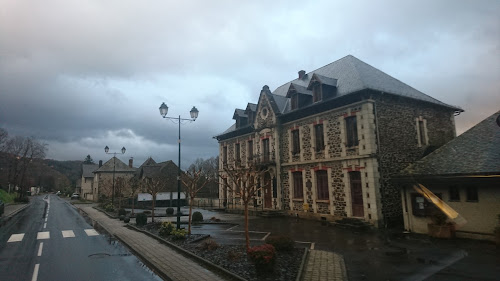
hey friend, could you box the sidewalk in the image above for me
[79,206,231,281]
[302,250,348,281]
[0,203,29,226]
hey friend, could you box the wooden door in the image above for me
[264,172,272,208]
[350,172,364,217]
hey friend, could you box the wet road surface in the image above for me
[0,194,162,281]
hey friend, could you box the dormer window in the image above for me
[307,74,337,102]
[313,84,322,102]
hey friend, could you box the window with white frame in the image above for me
[416,117,428,146]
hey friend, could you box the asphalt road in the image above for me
[0,195,162,281]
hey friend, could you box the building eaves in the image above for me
[214,124,254,141]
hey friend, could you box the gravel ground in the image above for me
[138,222,304,281]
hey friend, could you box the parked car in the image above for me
[0,199,4,216]
[56,191,61,196]
[70,193,80,200]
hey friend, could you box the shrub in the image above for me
[227,250,242,262]
[118,208,126,216]
[143,210,151,215]
[247,244,276,273]
[119,215,125,221]
[171,228,187,240]
[199,239,219,251]
[265,235,295,251]
[192,211,203,222]
[136,212,148,226]
[159,221,175,237]
[166,208,174,215]
[104,203,114,212]
[124,216,130,223]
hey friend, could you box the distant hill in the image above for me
[43,159,82,186]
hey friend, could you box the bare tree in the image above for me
[127,176,141,215]
[188,156,219,198]
[181,165,214,235]
[114,177,126,209]
[141,174,166,222]
[5,136,47,196]
[220,161,268,251]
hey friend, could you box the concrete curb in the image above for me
[127,224,247,281]
[0,203,30,227]
[296,247,309,281]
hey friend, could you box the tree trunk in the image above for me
[188,195,194,235]
[244,203,250,252]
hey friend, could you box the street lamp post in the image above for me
[104,146,126,206]
[159,102,199,229]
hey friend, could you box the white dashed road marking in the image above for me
[84,229,99,236]
[7,234,25,243]
[62,230,75,238]
[38,242,44,256]
[37,232,50,240]
[43,223,47,229]
[31,264,39,281]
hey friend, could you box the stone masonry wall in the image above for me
[374,93,456,226]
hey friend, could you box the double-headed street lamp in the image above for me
[104,145,126,206]
[159,102,199,229]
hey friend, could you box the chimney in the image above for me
[298,70,306,79]
[129,157,133,168]
[99,160,103,167]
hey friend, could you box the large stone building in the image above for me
[215,55,462,227]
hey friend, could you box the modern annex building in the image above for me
[215,55,462,227]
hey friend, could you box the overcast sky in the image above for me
[1,0,498,168]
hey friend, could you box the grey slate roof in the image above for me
[94,157,136,173]
[402,110,500,176]
[307,73,338,89]
[140,157,157,167]
[286,83,312,97]
[82,164,99,178]
[233,109,247,119]
[273,55,460,111]
[246,103,257,112]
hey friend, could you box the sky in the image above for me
[1,0,499,168]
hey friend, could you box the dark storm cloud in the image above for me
[0,0,498,167]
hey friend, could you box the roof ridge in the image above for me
[272,54,355,92]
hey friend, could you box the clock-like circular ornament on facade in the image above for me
[261,107,269,119]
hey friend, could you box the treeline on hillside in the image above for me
[0,128,73,196]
